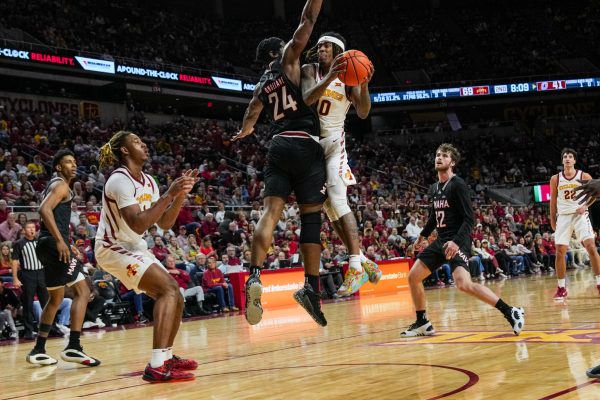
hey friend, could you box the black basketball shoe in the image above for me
[505,307,525,336]
[293,283,327,327]
[245,273,263,325]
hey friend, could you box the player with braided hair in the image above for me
[95,130,200,383]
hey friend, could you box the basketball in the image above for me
[338,50,372,86]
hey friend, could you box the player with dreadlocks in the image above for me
[301,32,378,296]
[233,0,328,327]
[94,131,199,383]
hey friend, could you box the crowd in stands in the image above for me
[2,0,600,85]
[1,107,600,340]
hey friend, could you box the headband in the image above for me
[318,35,345,52]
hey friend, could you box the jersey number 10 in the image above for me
[268,86,298,121]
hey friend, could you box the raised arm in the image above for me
[349,62,375,119]
[281,0,324,85]
[301,55,347,106]
[232,85,264,142]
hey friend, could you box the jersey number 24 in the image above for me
[268,86,298,121]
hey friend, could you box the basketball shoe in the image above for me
[293,283,327,326]
[553,286,567,301]
[165,355,198,370]
[400,320,436,337]
[505,307,525,335]
[596,285,600,295]
[142,363,195,383]
[245,273,263,325]
[587,364,600,378]
[337,267,369,297]
[60,347,101,366]
[26,349,58,366]
[363,259,382,284]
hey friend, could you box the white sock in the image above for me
[167,347,173,360]
[349,255,362,272]
[595,275,600,285]
[359,251,368,263]
[558,279,566,288]
[151,348,168,368]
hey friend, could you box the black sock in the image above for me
[495,299,512,318]
[68,331,81,349]
[416,310,428,323]
[34,323,52,352]
[250,266,262,277]
[305,274,320,293]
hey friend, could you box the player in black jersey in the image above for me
[574,178,600,378]
[400,144,525,337]
[26,149,100,367]
[233,0,327,327]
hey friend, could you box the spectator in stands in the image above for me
[0,200,9,224]
[0,212,21,242]
[11,221,48,339]
[164,256,208,316]
[78,212,97,237]
[198,213,218,238]
[405,217,422,242]
[69,202,81,229]
[151,236,169,263]
[82,277,106,329]
[84,201,100,225]
[201,255,238,312]
[27,155,45,176]
[199,236,217,258]
[0,280,19,339]
[0,244,12,283]
[194,253,208,272]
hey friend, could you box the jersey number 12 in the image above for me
[268,86,298,121]
[436,211,446,228]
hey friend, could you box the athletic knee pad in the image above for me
[300,212,321,244]
[323,198,339,222]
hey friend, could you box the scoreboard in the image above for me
[371,78,599,104]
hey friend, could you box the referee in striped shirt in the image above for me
[12,221,48,340]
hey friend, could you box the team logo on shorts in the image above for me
[127,263,140,277]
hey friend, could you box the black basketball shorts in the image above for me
[264,133,327,204]
[417,239,471,273]
[36,236,85,289]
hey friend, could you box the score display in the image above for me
[371,78,600,104]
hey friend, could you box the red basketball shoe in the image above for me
[165,355,198,371]
[142,363,195,383]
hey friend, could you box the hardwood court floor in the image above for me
[2,269,600,400]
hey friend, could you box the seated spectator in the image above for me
[201,256,239,312]
[269,252,290,269]
[0,280,19,339]
[433,264,453,286]
[0,244,12,283]
[0,212,21,242]
[164,255,208,316]
[151,236,169,262]
[0,200,9,224]
[33,298,72,336]
[78,213,97,237]
[199,236,217,258]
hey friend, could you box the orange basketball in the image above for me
[338,50,373,86]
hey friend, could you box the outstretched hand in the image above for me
[232,128,255,142]
[574,179,600,204]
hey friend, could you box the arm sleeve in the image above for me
[452,180,475,245]
[419,186,437,238]
[11,242,21,264]
[105,174,138,209]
